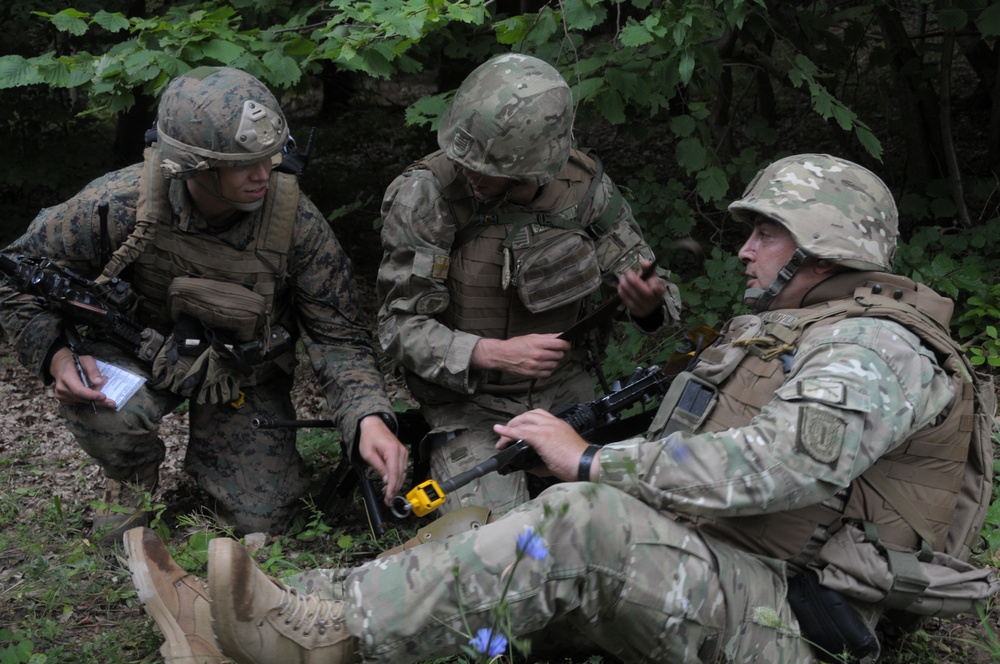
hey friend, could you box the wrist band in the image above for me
[577,444,600,482]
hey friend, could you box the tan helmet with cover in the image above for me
[437,53,574,185]
[155,66,289,180]
[729,154,898,310]
[729,153,898,271]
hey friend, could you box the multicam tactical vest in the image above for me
[413,149,640,392]
[658,271,993,571]
[104,147,299,382]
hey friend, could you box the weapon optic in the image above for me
[0,253,165,362]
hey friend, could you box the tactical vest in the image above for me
[412,149,635,392]
[656,272,993,572]
[106,147,300,383]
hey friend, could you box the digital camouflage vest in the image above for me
[653,271,997,613]
[412,149,649,392]
[103,147,299,386]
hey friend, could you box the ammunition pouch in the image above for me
[512,228,600,314]
[786,569,879,663]
[167,276,266,343]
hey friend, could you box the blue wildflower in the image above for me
[469,627,507,658]
[516,527,548,561]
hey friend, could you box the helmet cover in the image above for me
[156,67,288,179]
[437,53,573,185]
[728,154,898,271]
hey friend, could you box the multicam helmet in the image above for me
[728,154,898,271]
[437,53,573,186]
[156,67,288,180]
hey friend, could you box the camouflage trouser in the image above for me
[291,482,816,663]
[60,342,310,534]
[420,364,594,517]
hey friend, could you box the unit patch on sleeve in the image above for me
[796,404,846,465]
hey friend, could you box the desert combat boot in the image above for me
[124,527,228,664]
[208,536,358,664]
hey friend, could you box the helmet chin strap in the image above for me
[744,248,808,312]
[191,172,265,214]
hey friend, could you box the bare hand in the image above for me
[494,409,589,482]
[357,414,410,503]
[618,259,666,320]
[49,347,114,409]
[471,334,570,379]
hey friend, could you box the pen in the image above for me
[72,351,98,413]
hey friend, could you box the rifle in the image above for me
[0,253,165,362]
[391,325,719,518]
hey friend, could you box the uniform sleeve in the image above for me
[0,168,140,380]
[598,317,955,516]
[588,170,682,329]
[375,170,482,394]
[290,196,395,456]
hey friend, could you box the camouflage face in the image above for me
[437,53,573,186]
[156,67,289,180]
[728,154,898,271]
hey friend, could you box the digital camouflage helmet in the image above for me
[729,154,898,310]
[438,53,574,186]
[155,67,289,181]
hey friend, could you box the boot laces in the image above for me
[272,586,344,636]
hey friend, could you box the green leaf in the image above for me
[201,38,246,65]
[620,23,653,47]
[51,9,90,37]
[595,88,625,124]
[678,52,695,85]
[263,52,302,88]
[0,55,41,88]
[94,11,131,33]
[669,114,696,138]
[675,136,707,171]
[936,8,968,31]
[696,166,730,202]
[563,0,602,31]
[977,2,1000,37]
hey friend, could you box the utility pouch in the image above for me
[786,569,879,663]
[167,276,265,343]
[513,228,600,313]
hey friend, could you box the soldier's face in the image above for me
[188,158,273,221]
[738,220,800,308]
[212,159,273,206]
[462,168,538,204]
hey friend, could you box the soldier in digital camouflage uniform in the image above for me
[376,52,680,517]
[125,153,997,664]
[0,67,408,540]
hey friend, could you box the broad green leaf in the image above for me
[263,52,302,87]
[696,166,730,203]
[563,0,601,31]
[201,38,246,65]
[0,55,41,88]
[595,88,625,124]
[675,136,707,172]
[51,9,89,37]
[669,114,696,138]
[935,8,968,31]
[94,11,131,33]
[977,2,1000,37]
[621,24,653,47]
